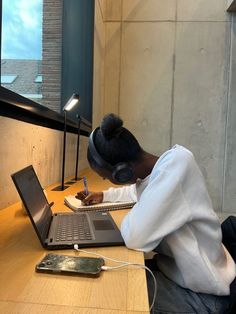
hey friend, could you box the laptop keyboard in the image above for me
[55,214,93,242]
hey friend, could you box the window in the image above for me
[1,0,62,112]
[1,75,17,84]
[0,0,94,125]
[35,75,42,83]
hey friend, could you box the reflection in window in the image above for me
[1,0,62,112]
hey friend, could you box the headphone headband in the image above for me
[88,127,133,184]
[88,128,112,171]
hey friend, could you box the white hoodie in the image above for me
[103,145,235,295]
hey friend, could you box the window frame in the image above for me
[0,86,91,135]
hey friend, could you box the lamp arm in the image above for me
[74,115,82,181]
[61,110,67,190]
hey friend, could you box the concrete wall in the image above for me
[0,116,88,209]
[224,15,236,211]
[93,0,236,213]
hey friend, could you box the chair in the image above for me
[221,216,236,313]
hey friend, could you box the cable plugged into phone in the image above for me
[73,244,157,312]
[101,265,113,270]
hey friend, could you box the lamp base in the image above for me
[65,180,76,185]
[73,177,82,181]
[51,185,70,191]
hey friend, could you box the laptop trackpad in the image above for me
[93,220,115,230]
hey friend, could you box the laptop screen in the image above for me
[11,165,52,246]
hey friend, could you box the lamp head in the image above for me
[63,93,80,111]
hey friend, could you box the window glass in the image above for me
[1,0,62,112]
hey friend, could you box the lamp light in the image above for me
[63,93,80,111]
[52,93,80,191]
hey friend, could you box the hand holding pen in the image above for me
[76,177,103,205]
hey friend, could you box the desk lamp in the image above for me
[73,114,82,181]
[73,115,92,182]
[52,93,80,191]
[65,113,83,183]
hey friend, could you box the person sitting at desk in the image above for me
[76,113,235,314]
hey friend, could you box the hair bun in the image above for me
[100,113,123,139]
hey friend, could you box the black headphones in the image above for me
[88,127,134,184]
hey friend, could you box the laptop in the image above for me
[11,165,124,249]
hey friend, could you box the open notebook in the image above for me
[64,195,135,212]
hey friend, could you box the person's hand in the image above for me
[76,191,103,206]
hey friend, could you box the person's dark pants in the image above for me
[145,257,230,314]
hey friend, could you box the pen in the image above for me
[83,176,89,196]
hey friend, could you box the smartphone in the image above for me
[35,253,104,277]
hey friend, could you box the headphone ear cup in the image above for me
[112,163,133,184]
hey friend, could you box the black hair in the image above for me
[88,113,142,166]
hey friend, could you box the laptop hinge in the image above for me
[44,237,53,245]
[44,213,55,246]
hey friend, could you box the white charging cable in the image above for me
[74,244,157,312]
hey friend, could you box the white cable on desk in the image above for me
[74,244,157,312]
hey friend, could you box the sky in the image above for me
[1,0,42,60]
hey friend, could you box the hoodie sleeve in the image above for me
[120,166,192,253]
[103,184,138,203]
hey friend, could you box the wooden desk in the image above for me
[0,169,149,313]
